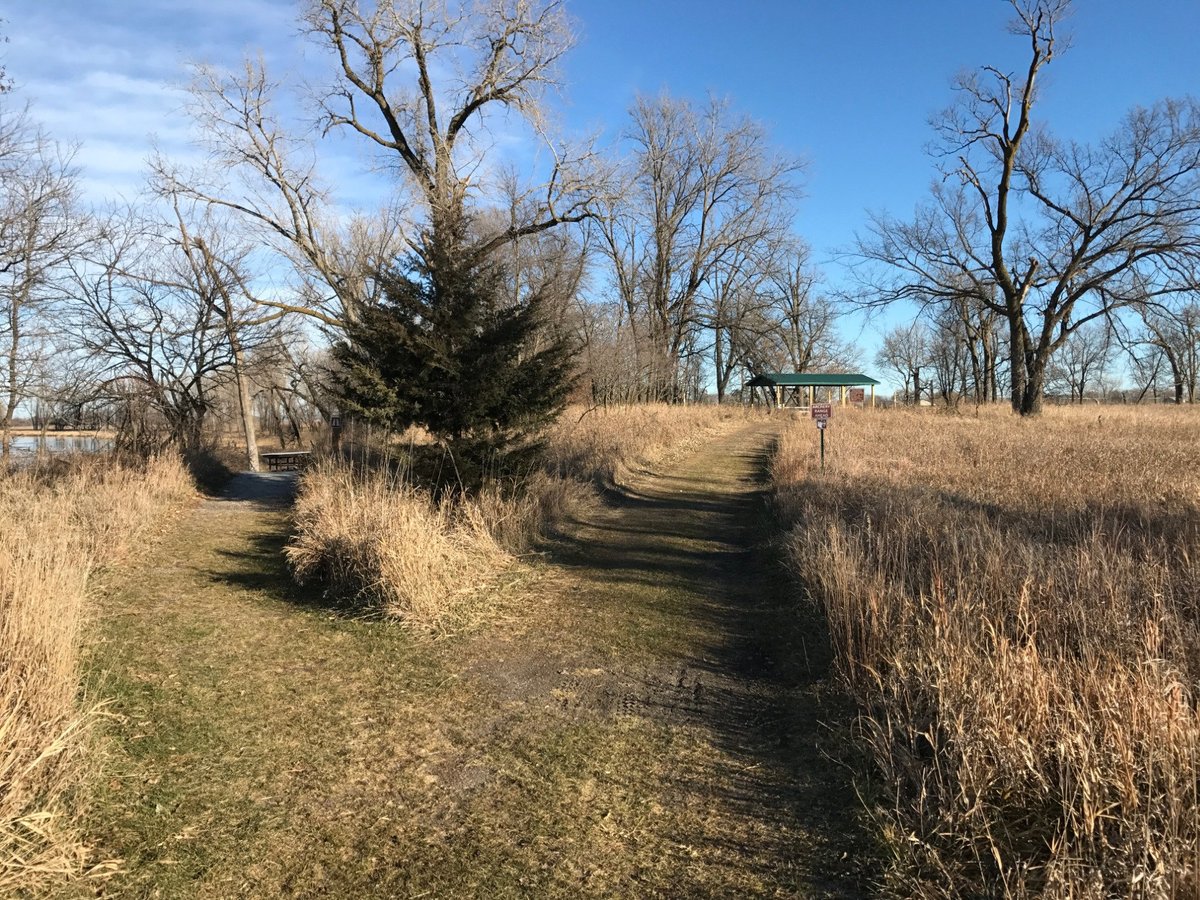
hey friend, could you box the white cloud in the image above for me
[3,1,306,203]
[2,1,569,216]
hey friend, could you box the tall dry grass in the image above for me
[0,455,193,894]
[544,403,747,484]
[289,403,747,632]
[773,406,1200,897]
[287,461,583,632]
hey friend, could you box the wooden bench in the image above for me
[260,450,313,472]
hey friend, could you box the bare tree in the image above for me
[705,243,773,403]
[0,20,11,95]
[877,322,931,405]
[155,60,405,333]
[163,199,283,471]
[763,241,851,374]
[1128,343,1169,404]
[598,94,800,400]
[853,0,1200,415]
[1047,321,1111,402]
[70,209,277,455]
[1136,299,1200,403]
[305,0,598,261]
[0,104,81,443]
[924,308,966,405]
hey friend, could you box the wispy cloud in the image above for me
[4,0,304,202]
[3,1,570,219]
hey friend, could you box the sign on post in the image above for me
[330,414,344,455]
[848,388,865,403]
[810,403,832,472]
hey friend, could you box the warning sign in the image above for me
[810,403,832,422]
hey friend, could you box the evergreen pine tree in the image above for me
[333,221,576,477]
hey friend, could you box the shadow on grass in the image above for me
[544,434,883,896]
[206,519,375,619]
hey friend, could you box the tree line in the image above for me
[3,0,1200,471]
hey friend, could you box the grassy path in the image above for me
[83,422,875,898]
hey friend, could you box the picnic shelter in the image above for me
[746,372,880,409]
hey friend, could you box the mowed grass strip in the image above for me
[80,419,869,898]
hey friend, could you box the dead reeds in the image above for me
[0,454,193,894]
[773,406,1200,897]
[286,461,522,632]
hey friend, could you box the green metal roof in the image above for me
[746,372,880,387]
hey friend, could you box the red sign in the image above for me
[811,403,832,422]
[848,388,865,403]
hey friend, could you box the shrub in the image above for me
[287,461,587,632]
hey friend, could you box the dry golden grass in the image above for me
[287,462,586,633]
[545,402,749,484]
[0,455,193,895]
[289,404,747,633]
[773,405,1200,897]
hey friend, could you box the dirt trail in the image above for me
[84,421,875,898]
[518,420,877,894]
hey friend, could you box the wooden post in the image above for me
[807,385,814,408]
[870,385,876,408]
[840,385,846,407]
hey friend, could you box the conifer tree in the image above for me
[334,222,576,476]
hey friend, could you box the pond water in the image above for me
[7,434,113,456]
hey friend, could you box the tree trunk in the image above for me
[229,332,260,471]
[987,337,998,403]
[713,324,727,404]
[276,388,303,447]
[1019,354,1047,415]
[2,293,21,454]
[1008,315,1035,415]
[1158,344,1184,404]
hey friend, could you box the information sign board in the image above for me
[848,388,865,403]
[810,403,832,422]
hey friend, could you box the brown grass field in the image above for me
[773,405,1200,897]
[80,405,879,897]
[0,456,193,894]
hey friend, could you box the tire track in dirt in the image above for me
[471,420,879,896]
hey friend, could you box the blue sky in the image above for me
[5,0,1200,383]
